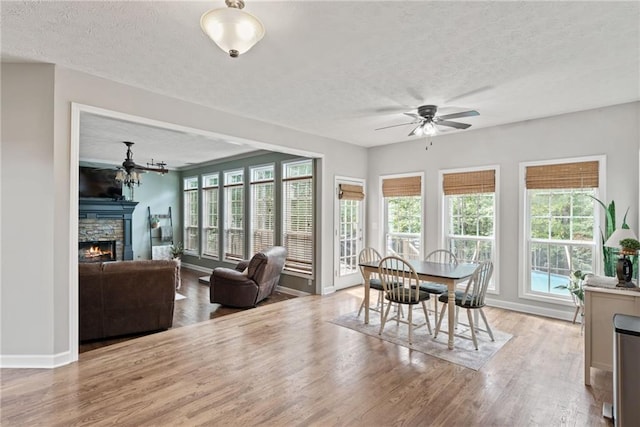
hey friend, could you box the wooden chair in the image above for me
[357,248,384,318]
[420,249,458,324]
[434,260,494,350]
[378,256,431,344]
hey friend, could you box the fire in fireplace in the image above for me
[79,241,116,263]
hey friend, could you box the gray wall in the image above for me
[1,64,57,361]
[178,151,315,293]
[0,63,368,367]
[130,171,182,260]
[367,101,640,318]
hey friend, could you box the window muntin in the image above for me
[527,188,596,297]
[522,159,601,302]
[339,198,360,276]
[183,177,199,253]
[202,173,219,258]
[250,165,275,254]
[224,169,245,262]
[282,160,314,275]
[384,195,422,260]
[447,192,495,260]
[382,175,422,260]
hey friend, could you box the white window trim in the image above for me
[281,158,315,277]
[438,165,500,295]
[223,168,246,262]
[183,175,200,257]
[334,175,366,286]
[379,171,425,260]
[201,172,220,260]
[518,155,606,305]
[250,163,276,255]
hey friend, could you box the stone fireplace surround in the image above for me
[78,199,138,261]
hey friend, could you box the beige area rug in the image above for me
[330,309,512,371]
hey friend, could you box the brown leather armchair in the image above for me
[209,246,288,308]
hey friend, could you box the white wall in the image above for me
[1,63,368,367]
[367,102,640,317]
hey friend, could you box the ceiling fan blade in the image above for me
[403,112,423,120]
[436,120,472,129]
[437,110,479,121]
[375,121,418,131]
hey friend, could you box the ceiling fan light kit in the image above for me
[200,0,265,58]
[115,141,167,198]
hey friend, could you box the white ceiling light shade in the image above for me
[422,121,437,136]
[200,0,265,58]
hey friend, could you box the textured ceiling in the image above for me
[79,112,259,169]
[2,1,639,165]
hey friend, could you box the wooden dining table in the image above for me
[359,259,478,350]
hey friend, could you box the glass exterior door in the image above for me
[334,179,364,289]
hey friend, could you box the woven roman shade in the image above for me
[443,170,495,195]
[339,183,365,201]
[526,161,599,189]
[382,176,422,197]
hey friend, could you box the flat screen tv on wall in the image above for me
[79,167,123,199]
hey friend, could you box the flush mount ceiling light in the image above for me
[200,0,265,58]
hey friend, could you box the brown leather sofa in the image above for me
[210,246,287,308]
[79,259,178,341]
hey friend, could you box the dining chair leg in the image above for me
[433,298,439,325]
[357,299,365,317]
[378,299,393,336]
[408,304,413,344]
[434,303,447,338]
[467,309,478,350]
[479,308,495,341]
[454,306,459,329]
[421,301,432,335]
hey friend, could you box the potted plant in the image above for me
[619,238,640,256]
[170,242,184,259]
[555,270,586,325]
[150,215,160,229]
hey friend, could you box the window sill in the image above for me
[519,291,575,307]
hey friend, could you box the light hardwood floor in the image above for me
[1,287,613,426]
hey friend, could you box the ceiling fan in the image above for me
[375,105,479,137]
[119,141,168,175]
[115,141,168,188]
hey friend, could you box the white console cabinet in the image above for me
[584,285,640,385]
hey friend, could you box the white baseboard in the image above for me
[0,350,74,369]
[485,297,576,322]
[181,262,212,274]
[275,286,311,297]
[321,286,336,295]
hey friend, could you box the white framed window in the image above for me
[520,157,602,303]
[441,167,498,292]
[202,173,219,258]
[250,164,275,254]
[335,179,365,284]
[183,176,199,254]
[223,169,245,262]
[282,159,314,276]
[381,174,423,260]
